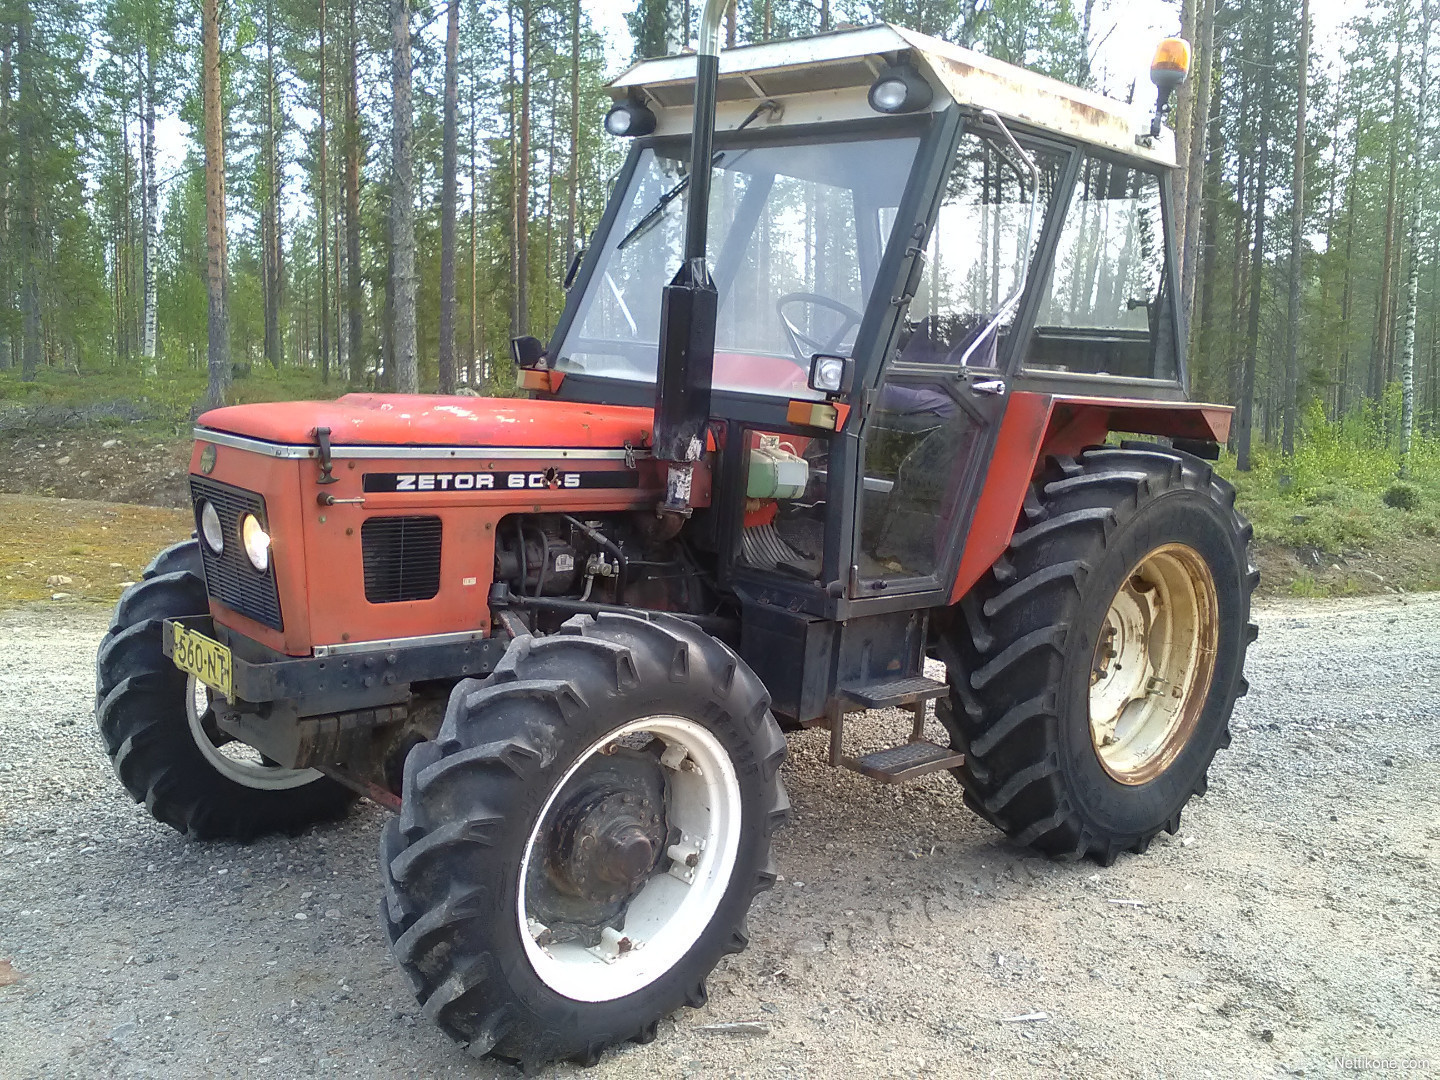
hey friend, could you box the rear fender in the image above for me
[948,391,1233,603]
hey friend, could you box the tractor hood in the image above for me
[196,393,655,451]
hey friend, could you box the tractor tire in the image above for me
[95,539,355,841]
[935,444,1257,865]
[380,613,789,1069]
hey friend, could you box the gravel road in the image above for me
[1,594,1437,1079]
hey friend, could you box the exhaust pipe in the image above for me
[652,0,728,514]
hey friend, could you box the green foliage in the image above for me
[0,361,350,430]
[1383,482,1422,510]
[1221,407,1440,554]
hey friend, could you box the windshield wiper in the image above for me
[617,153,724,251]
[615,99,781,252]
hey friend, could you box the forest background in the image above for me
[2,0,1439,599]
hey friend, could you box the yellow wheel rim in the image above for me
[1089,543,1219,785]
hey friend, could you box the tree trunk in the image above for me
[1237,9,1275,472]
[202,0,231,410]
[1180,0,1216,329]
[1172,0,1196,254]
[1373,0,1408,402]
[566,0,581,265]
[1282,0,1309,456]
[318,0,330,384]
[1402,0,1433,475]
[508,1,520,335]
[141,47,159,371]
[439,0,460,393]
[390,0,418,393]
[469,29,479,388]
[515,0,532,337]
[264,0,283,370]
[346,0,363,382]
[0,30,11,371]
[15,3,39,383]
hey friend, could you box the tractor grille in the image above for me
[190,476,284,631]
[362,516,443,604]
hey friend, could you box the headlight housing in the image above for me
[199,500,224,554]
[808,353,853,394]
[868,63,934,114]
[240,513,271,572]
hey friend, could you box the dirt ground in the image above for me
[0,429,192,510]
[0,593,1437,1079]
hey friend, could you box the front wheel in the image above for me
[379,613,789,1068]
[937,444,1257,865]
[94,540,355,840]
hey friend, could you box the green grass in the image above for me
[0,362,354,433]
[1219,433,1440,556]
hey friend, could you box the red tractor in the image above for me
[97,16,1252,1069]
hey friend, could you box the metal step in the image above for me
[848,740,966,784]
[839,675,948,710]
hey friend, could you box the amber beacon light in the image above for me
[1148,37,1192,138]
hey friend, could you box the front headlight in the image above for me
[199,500,224,554]
[240,513,271,572]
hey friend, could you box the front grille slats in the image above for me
[190,476,284,631]
[362,516,442,604]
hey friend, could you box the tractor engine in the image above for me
[491,512,712,617]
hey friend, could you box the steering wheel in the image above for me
[776,293,863,366]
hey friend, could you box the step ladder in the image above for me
[829,675,965,784]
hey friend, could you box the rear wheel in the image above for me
[380,613,788,1068]
[94,539,355,840]
[936,444,1257,864]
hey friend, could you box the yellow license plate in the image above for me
[171,623,233,700]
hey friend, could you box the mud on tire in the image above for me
[379,613,789,1069]
[94,539,355,840]
[935,444,1258,865]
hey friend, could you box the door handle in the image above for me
[969,378,1007,396]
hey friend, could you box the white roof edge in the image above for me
[608,25,908,89]
[607,23,1174,167]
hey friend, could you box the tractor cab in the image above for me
[527,25,1201,719]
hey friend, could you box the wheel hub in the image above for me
[1088,544,1219,785]
[518,716,744,1003]
[549,786,666,904]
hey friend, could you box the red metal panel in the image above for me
[946,394,1235,604]
[198,394,655,449]
[948,390,1052,603]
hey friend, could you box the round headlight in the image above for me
[199,500,224,554]
[868,64,934,114]
[604,100,657,138]
[870,78,909,112]
[240,514,271,572]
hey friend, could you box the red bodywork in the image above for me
[194,395,682,656]
[948,390,1233,603]
[192,389,1230,654]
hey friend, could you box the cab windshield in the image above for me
[554,129,923,400]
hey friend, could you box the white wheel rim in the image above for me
[517,715,742,1003]
[1089,543,1219,785]
[184,676,321,791]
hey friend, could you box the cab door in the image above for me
[852,127,1072,598]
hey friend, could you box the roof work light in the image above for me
[1148,37,1192,138]
[604,98,657,138]
[868,62,933,114]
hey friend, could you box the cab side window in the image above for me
[899,136,1068,369]
[1025,155,1176,380]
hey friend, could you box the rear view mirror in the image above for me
[563,248,585,290]
[511,335,546,370]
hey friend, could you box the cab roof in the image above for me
[608,24,1175,168]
